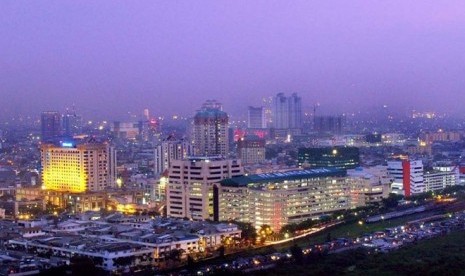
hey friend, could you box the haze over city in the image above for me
[2,1,465,120]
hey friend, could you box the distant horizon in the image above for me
[2,1,465,120]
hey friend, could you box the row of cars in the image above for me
[179,211,465,276]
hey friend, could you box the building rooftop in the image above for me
[194,108,228,119]
[220,168,346,187]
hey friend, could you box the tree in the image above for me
[234,221,257,242]
[382,193,404,209]
[187,255,195,269]
[218,245,225,258]
[290,244,304,264]
[167,248,184,262]
[258,224,274,244]
[326,232,332,242]
[70,256,105,275]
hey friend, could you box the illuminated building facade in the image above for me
[166,157,243,220]
[216,168,369,232]
[41,140,116,193]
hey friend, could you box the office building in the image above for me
[314,115,344,133]
[346,166,390,206]
[166,157,243,220]
[41,139,116,193]
[272,93,302,129]
[193,102,229,156]
[424,166,459,192]
[247,106,266,129]
[421,130,462,144]
[237,135,265,165]
[298,146,360,170]
[154,136,193,174]
[216,168,372,232]
[63,112,82,137]
[41,111,62,141]
[388,160,424,197]
[288,93,302,129]
[111,121,141,140]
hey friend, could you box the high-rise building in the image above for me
[154,136,194,174]
[314,115,344,133]
[262,97,273,128]
[247,106,266,129]
[41,111,62,142]
[166,157,243,220]
[272,93,302,129]
[193,101,229,156]
[388,160,424,197]
[273,93,289,129]
[41,139,116,193]
[63,113,82,137]
[288,93,302,129]
[237,135,265,165]
[298,146,360,170]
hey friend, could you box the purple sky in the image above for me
[1,1,465,120]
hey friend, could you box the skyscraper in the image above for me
[247,106,266,129]
[41,111,62,142]
[41,139,116,193]
[273,93,289,129]
[193,101,229,156]
[154,135,194,174]
[272,93,302,129]
[288,93,302,129]
[63,112,82,137]
[314,115,344,133]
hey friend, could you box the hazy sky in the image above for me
[1,1,465,120]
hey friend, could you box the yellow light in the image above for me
[332,149,338,155]
[41,145,87,193]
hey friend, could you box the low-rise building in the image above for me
[216,168,370,232]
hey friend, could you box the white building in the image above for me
[388,160,424,197]
[424,166,459,192]
[154,137,193,174]
[347,166,390,206]
[166,157,243,220]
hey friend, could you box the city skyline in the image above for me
[2,1,465,120]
